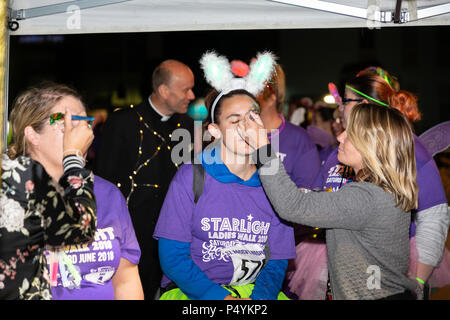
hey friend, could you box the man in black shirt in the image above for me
[96,60,195,299]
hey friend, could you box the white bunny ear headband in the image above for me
[199,51,277,123]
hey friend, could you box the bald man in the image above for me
[96,60,195,299]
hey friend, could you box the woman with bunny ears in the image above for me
[153,52,295,300]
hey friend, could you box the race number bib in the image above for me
[226,243,267,286]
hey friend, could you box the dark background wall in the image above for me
[8,25,450,134]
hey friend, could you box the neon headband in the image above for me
[345,85,389,107]
[375,67,392,87]
[200,51,276,123]
[355,66,396,89]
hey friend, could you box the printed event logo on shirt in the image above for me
[324,164,353,191]
[45,227,117,288]
[276,152,287,162]
[200,214,270,286]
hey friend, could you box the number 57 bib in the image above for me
[225,243,267,286]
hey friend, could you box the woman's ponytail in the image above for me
[387,90,421,123]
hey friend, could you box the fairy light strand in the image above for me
[123,105,179,206]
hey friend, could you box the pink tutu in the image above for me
[409,237,450,288]
[286,236,450,300]
[286,240,328,300]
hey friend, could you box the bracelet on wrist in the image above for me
[62,153,85,171]
[416,277,426,286]
[63,149,83,158]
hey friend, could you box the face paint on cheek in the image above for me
[245,102,260,122]
[250,102,261,115]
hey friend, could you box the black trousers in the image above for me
[379,290,416,300]
[138,237,162,300]
[130,203,164,300]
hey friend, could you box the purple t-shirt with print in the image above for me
[313,136,447,236]
[270,119,321,189]
[46,175,141,300]
[154,164,296,287]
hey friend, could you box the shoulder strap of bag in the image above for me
[192,157,205,204]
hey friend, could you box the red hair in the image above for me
[388,91,421,122]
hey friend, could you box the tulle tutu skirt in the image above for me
[286,237,450,300]
[285,240,328,300]
[408,237,450,288]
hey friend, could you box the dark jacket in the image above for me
[95,98,193,298]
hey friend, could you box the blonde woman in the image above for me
[240,103,419,300]
[1,83,97,299]
[2,82,143,300]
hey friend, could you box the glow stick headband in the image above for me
[345,85,389,107]
[200,51,277,123]
[375,67,392,86]
[355,66,395,88]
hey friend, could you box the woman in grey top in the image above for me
[238,103,419,300]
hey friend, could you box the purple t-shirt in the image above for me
[271,119,321,189]
[313,136,447,236]
[46,176,141,300]
[154,164,296,286]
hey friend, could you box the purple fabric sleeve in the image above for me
[115,186,141,265]
[94,176,141,264]
[415,158,447,212]
[154,165,194,242]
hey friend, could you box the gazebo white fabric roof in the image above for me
[7,0,450,35]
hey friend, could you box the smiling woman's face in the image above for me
[210,94,256,157]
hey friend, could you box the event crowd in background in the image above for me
[1,51,449,300]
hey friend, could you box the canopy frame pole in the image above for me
[269,0,450,24]
[1,1,8,153]
[393,0,403,23]
[3,28,9,150]
[9,0,132,21]
[269,0,368,19]
[417,3,450,20]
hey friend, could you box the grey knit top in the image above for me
[254,147,416,299]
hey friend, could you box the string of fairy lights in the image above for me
[121,105,180,205]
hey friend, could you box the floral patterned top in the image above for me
[0,154,97,300]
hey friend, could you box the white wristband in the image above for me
[63,154,85,172]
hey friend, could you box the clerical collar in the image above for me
[148,96,171,122]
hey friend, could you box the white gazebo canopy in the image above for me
[7,0,450,35]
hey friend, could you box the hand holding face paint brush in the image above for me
[49,112,95,124]
[62,108,94,157]
[237,108,270,151]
